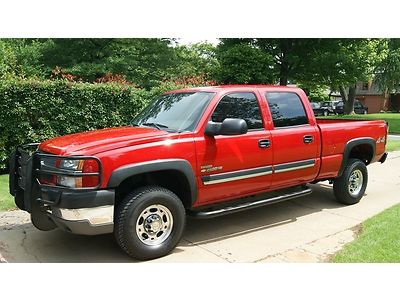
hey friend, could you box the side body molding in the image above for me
[338,137,376,177]
[107,159,198,205]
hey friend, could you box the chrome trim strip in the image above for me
[274,159,316,174]
[202,165,273,185]
[203,170,273,185]
[201,159,316,185]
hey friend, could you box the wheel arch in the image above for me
[107,159,197,209]
[338,137,375,177]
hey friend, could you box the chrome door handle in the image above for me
[303,135,314,144]
[258,139,271,148]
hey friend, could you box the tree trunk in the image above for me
[344,84,356,114]
[279,67,288,86]
[279,39,291,86]
[339,85,348,103]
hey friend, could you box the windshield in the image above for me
[132,92,215,132]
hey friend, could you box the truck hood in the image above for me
[39,126,170,155]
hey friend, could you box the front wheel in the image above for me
[114,186,186,260]
[333,159,368,205]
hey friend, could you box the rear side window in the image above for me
[211,92,263,130]
[265,92,308,128]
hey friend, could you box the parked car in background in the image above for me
[312,101,339,116]
[310,102,321,113]
[335,100,368,115]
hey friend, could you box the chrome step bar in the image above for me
[188,186,312,219]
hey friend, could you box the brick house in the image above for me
[354,81,400,113]
[330,81,400,113]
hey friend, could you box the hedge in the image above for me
[0,79,183,171]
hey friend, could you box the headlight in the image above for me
[38,156,100,189]
[57,159,84,187]
[60,159,83,171]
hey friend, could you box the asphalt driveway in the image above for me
[1,151,399,263]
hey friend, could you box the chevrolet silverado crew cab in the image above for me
[9,85,388,260]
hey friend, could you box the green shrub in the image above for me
[0,79,184,171]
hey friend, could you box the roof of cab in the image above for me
[165,84,302,94]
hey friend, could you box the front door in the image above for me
[195,92,273,205]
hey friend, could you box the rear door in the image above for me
[264,92,320,189]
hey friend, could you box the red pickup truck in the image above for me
[9,85,388,260]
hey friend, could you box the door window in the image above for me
[211,92,263,130]
[265,92,308,128]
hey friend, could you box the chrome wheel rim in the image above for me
[348,169,363,196]
[136,204,173,246]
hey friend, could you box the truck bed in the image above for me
[315,118,388,180]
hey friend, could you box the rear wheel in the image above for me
[114,186,186,260]
[333,159,368,205]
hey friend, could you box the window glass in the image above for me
[211,92,263,130]
[132,92,215,132]
[266,92,308,128]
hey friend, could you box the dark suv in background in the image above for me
[335,100,368,114]
[312,101,339,116]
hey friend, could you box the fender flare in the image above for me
[338,137,375,177]
[107,159,197,206]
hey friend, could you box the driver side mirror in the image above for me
[205,118,248,136]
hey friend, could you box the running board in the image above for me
[188,186,312,219]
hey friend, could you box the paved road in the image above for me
[388,134,400,140]
[1,152,399,263]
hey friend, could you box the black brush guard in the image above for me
[9,144,102,230]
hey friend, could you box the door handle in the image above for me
[258,139,271,148]
[303,135,314,144]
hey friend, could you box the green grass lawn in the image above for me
[0,174,15,211]
[332,204,400,262]
[386,139,400,152]
[319,113,400,134]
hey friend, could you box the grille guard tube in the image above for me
[36,153,103,191]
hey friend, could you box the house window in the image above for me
[362,82,369,90]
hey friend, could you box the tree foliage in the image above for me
[375,38,400,94]
[216,39,275,84]
[0,39,49,79]
[1,38,399,115]
[217,38,383,114]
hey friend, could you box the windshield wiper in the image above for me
[142,122,169,130]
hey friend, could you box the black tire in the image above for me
[333,159,368,205]
[114,186,186,260]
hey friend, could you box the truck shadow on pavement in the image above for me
[0,183,347,263]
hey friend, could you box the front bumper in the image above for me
[9,144,115,235]
[49,205,114,235]
[45,189,115,235]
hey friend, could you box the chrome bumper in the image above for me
[48,205,114,235]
